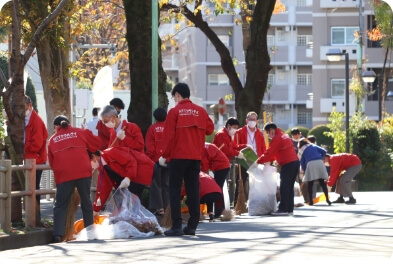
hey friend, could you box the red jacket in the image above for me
[162,99,214,160]
[145,121,165,162]
[212,127,245,161]
[257,128,298,166]
[96,120,110,150]
[181,172,222,199]
[109,120,144,152]
[93,147,154,212]
[235,125,266,156]
[25,110,48,164]
[327,153,362,187]
[201,143,230,173]
[48,126,101,184]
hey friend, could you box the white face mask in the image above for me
[105,120,115,129]
[229,128,237,136]
[25,109,31,117]
[91,160,99,170]
[248,121,257,128]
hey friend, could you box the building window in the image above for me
[267,74,275,86]
[267,35,275,46]
[331,27,359,45]
[297,74,312,85]
[208,35,230,47]
[297,35,313,46]
[297,112,312,125]
[331,79,345,98]
[208,74,229,86]
[296,0,307,7]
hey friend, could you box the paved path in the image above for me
[1,192,393,264]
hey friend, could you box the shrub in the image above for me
[308,125,334,153]
[205,130,217,143]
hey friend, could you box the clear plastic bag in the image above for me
[76,188,162,240]
[247,163,278,216]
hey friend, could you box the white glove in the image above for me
[117,129,126,140]
[159,156,167,167]
[93,211,99,217]
[119,177,130,189]
[237,152,246,160]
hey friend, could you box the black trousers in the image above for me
[104,165,145,199]
[201,192,222,213]
[213,168,230,216]
[168,159,200,230]
[278,160,300,213]
[53,177,92,237]
[149,162,169,211]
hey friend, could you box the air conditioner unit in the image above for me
[285,65,290,71]
[285,26,290,32]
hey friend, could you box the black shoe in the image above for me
[209,214,214,222]
[332,197,345,203]
[327,200,332,206]
[164,228,184,236]
[51,235,62,243]
[183,226,196,236]
[345,197,356,204]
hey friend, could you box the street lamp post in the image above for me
[362,70,380,122]
[326,48,350,153]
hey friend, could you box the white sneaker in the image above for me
[271,210,289,216]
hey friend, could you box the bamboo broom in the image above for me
[234,134,247,215]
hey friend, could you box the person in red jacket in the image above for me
[24,95,48,215]
[257,122,299,216]
[324,153,362,204]
[181,172,223,222]
[48,115,101,243]
[145,107,169,215]
[100,105,146,198]
[212,117,246,161]
[201,143,230,219]
[160,83,214,236]
[95,98,125,150]
[234,111,266,206]
[91,147,154,213]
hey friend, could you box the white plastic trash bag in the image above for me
[247,163,278,215]
[76,188,162,240]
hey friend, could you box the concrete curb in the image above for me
[0,229,53,251]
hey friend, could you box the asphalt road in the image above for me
[1,192,393,264]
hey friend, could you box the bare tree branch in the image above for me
[23,0,71,64]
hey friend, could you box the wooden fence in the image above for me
[0,159,98,233]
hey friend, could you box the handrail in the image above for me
[0,159,98,233]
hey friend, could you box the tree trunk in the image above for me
[238,0,275,123]
[36,38,71,135]
[123,0,167,136]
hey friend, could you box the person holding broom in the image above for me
[48,115,101,243]
[159,83,214,236]
[201,143,230,219]
[256,122,299,216]
[100,105,146,198]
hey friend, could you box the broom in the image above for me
[161,204,172,229]
[234,134,247,215]
[63,188,80,241]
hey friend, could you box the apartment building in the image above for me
[312,0,393,126]
[161,0,391,129]
[161,1,313,129]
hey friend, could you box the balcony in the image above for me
[320,45,358,61]
[320,0,364,9]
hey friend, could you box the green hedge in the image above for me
[308,125,334,154]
